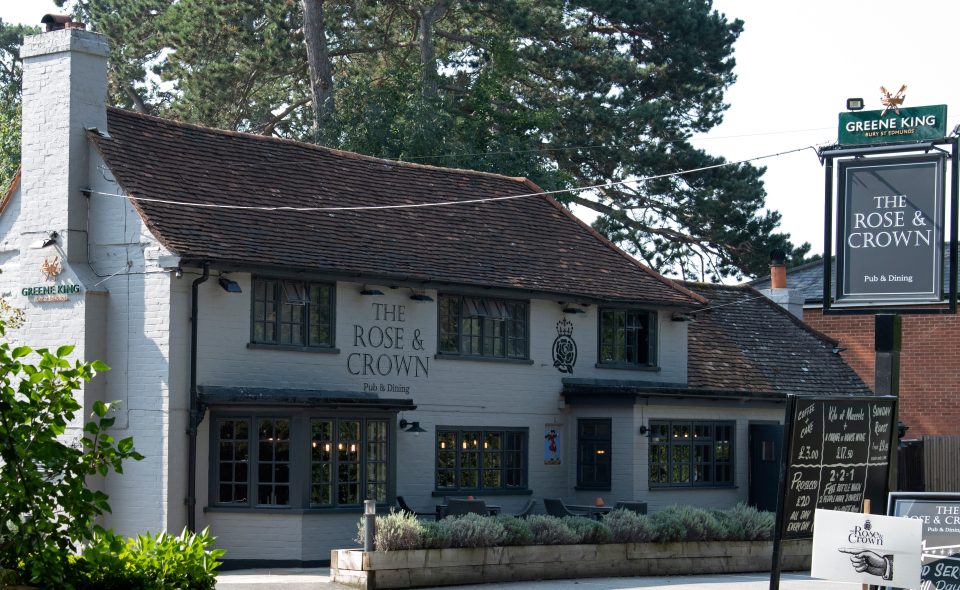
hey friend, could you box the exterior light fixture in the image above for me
[846,98,865,111]
[360,286,384,296]
[399,419,427,434]
[175,267,183,278]
[41,231,59,248]
[409,291,434,302]
[218,276,242,293]
[562,306,586,314]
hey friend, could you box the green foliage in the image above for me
[64,528,224,590]
[0,317,144,588]
[490,515,534,546]
[358,509,425,552]
[50,0,812,279]
[712,502,774,541]
[444,513,507,548]
[564,516,612,545]
[525,515,578,545]
[419,521,453,550]
[0,19,39,192]
[602,509,654,544]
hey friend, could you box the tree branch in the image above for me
[259,97,312,136]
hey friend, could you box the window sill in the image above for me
[205,504,392,514]
[574,486,611,492]
[434,354,534,365]
[431,489,532,497]
[247,343,340,354]
[594,363,660,372]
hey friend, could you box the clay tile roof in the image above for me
[88,108,704,306]
[684,282,871,395]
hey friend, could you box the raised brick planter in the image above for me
[331,539,811,589]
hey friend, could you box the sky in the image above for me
[3,0,960,258]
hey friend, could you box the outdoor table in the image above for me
[435,504,502,520]
[566,504,613,520]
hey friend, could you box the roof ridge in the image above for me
[105,107,534,187]
[528,178,707,306]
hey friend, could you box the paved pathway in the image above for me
[217,569,861,590]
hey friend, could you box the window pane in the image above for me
[649,420,734,488]
[256,418,290,506]
[577,419,611,489]
[436,428,527,491]
[217,418,249,504]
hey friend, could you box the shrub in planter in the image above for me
[357,510,424,551]
[525,515,578,545]
[491,515,534,546]
[420,521,453,549]
[445,514,507,548]
[564,516,611,545]
[603,509,654,544]
[715,503,774,541]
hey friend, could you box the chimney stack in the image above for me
[20,20,108,262]
[760,249,804,319]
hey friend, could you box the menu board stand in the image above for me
[769,394,899,590]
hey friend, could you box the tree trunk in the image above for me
[302,0,335,135]
[418,1,447,99]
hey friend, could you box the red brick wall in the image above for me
[804,309,960,437]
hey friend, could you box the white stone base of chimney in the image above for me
[761,288,805,320]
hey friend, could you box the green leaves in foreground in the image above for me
[0,330,144,588]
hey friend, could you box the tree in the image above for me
[55,0,812,279]
[0,313,143,587]
[0,20,39,193]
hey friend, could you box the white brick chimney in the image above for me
[20,27,108,263]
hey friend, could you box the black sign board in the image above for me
[780,396,898,539]
[884,492,960,590]
[836,154,945,306]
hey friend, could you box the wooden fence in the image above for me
[923,435,960,492]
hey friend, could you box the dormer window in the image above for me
[598,308,657,368]
[438,294,529,360]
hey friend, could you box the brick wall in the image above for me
[803,309,959,437]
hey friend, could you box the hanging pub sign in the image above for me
[885,492,960,590]
[839,104,947,146]
[835,154,945,306]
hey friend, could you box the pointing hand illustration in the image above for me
[838,548,893,580]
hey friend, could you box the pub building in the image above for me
[0,24,870,565]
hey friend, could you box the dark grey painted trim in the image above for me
[246,343,340,354]
[595,308,659,368]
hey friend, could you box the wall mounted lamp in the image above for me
[174,267,183,278]
[562,306,586,314]
[30,231,59,249]
[218,276,242,293]
[360,286,384,296]
[638,425,653,438]
[409,290,434,302]
[399,419,427,434]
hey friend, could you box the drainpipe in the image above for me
[186,261,210,532]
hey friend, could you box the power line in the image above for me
[87,143,822,213]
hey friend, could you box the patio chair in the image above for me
[612,501,647,515]
[512,499,537,518]
[444,498,488,518]
[396,495,433,518]
[543,498,587,518]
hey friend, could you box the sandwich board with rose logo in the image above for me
[811,508,921,589]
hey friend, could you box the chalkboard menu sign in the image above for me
[780,396,898,539]
[885,492,960,590]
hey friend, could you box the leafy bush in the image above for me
[0,318,143,588]
[64,528,224,590]
[564,516,611,545]
[491,515,534,546]
[360,504,775,551]
[603,509,654,543]
[420,521,452,549]
[445,513,507,548]
[718,502,774,541]
[525,515,578,545]
[359,510,424,551]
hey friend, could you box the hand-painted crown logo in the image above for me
[552,318,577,374]
[41,256,62,281]
[864,519,872,531]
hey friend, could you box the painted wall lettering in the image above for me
[346,303,429,380]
